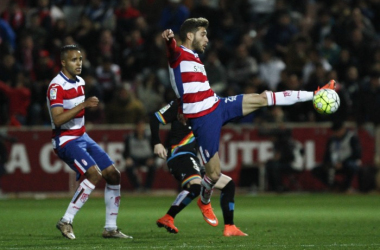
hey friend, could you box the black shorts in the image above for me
[167,154,203,187]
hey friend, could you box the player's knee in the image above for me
[207,172,221,183]
[103,165,121,184]
[86,165,103,184]
[221,179,235,194]
[185,183,201,196]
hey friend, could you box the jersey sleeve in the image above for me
[47,84,64,108]
[154,100,178,125]
[165,38,182,66]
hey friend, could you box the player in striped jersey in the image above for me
[151,100,247,236]
[161,18,336,227]
[47,45,132,240]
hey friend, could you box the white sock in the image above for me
[266,91,313,106]
[62,179,95,223]
[200,175,215,204]
[104,183,121,230]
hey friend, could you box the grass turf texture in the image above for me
[0,193,379,249]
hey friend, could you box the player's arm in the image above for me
[162,29,181,63]
[150,101,178,159]
[149,112,167,159]
[51,96,99,127]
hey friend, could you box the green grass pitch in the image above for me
[0,193,379,249]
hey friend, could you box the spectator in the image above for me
[0,79,31,126]
[1,1,25,35]
[83,74,105,124]
[82,0,114,30]
[0,16,17,51]
[95,55,121,103]
[264,129,304,193]
[264,9,299,58]
[311,121,361,193]
[49,18,69,53]
[114,0,141,35]
[227,44,258,90]
[136,72,164,114]
[190,0,219,38]
[284,35,310,77]
[355,69,380,126]
[302,48,332,84]
[309,9,335,45]
[72,14,99,63]
[0,54,20,87]
[120,29,147,80]
[159,0,190,33]
[123,118,156,192]
[105,85,145,124]
[204,50,227,95]
[320,35,341,68]
[15,34,38,74]
[258,49,286,91]
[215,11,243,48]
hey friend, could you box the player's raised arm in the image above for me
[161,29,174,41]
[162,29,181,62]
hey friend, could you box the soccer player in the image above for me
[161,17,335,224]
[46,45,132,240]
[151,100,247,236]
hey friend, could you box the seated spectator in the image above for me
[311,121,361,193]
[123,118,156,192]
[263,129,304,193]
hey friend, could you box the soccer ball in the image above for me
[313,89,340,114]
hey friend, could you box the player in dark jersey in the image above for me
[150,101,247,236]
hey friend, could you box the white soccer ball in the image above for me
[313,89,340,114]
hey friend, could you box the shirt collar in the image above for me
[59,71,79,83]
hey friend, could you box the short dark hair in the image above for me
[60,44,80,59]
[179,17,209,42]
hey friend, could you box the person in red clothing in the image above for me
[0,79,30,126]
[114,0,141,20]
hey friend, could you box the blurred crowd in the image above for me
[1,0,380,127]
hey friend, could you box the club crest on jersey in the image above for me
[283,91,292,97]
[50,88,57,100]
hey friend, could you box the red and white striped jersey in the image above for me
[46,72,86,149]
[166,38,219,118]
